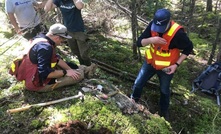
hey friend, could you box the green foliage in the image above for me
[4,95,171,134]
[189,33,211,59]
[1,31,14,39]
[90,34,141,75]
[190,103,221,134]
[86,26,221,133]
[142,0,172,20]
[146,116,173,134]
[1,2,221,133]
[30,119,43,129]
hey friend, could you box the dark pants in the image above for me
[67,32,91,66]
[131,61,174,114]
[21,23,47,40]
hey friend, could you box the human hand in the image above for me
[33,1,44,9]
[74,0,83,3]
[66,69,81,80]
[15,28,22,35]
[149,36,167,45]
[162,64,178,74]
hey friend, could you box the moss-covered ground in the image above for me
[1,2,221,133]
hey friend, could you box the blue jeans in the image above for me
[131,61,174,113]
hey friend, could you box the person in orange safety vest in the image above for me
[130,9,193,120]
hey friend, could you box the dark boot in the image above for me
[160,110,169,121]
[129,95,140,103]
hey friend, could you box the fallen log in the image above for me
[82,79,152,116]
[56,48,159,89]
[91,58,159,89]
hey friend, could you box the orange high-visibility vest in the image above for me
[145,21,183,70]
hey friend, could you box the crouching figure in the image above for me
[9,23,96,92]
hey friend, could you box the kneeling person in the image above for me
[11,23,94,92]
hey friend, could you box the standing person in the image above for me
[5,0,47,40]
[130,9,193,120]
[9,23,95,92]
[44,0,92,66]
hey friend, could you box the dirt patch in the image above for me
[42,120,112,134]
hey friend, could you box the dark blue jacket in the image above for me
[29,34,59,81]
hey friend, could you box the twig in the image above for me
[91,58,159,89]
[178,128,184,134]
[212,107,220,133]
[188,107,202,115]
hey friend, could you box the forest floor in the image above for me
[1,1,221,134]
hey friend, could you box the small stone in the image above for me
[81,87,91,92]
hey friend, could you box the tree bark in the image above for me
[186,0,195,35]
[131,0,138,59]
[206,0,213,12]
[214,17,221,62]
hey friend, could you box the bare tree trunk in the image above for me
[181,0,186,12]
[131,0,138,59]
[214,0,220,14]
[215,17,221,62]
[186,0,195,35]
[208,17,221,64]
[154,0,159,13]
[106,0,148,25]
[198,14,206,38]
[206,0,213,12]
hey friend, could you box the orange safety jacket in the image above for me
[9,38,58,91]
[145,21,183,70]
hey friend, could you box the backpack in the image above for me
[9,55,28,81]
[192,62,221,105]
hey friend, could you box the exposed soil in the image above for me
[42,120,112,134]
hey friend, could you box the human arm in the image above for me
[7,13,20,33]
[30,43,79,80]
[137,21,167,47]
[73,0,84,10]
[38,52,80,80]
[165,54,187,74]
[165,29,193,74]
[44,0,57,12]
[52,59,81,80]
[5,0,21,34]
[141,37,167,46]
[47,68,80,80]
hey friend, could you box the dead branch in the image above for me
[91,58,159,89]
[104,0,149,25]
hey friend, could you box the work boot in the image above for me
[129,94,140,103]
[160,110,169,121]
[80,63,97,78]
[87,63,97,78]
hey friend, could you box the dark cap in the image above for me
[151,9,171,33]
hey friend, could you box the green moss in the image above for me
[146,116,172,134]
[1,6,221,134]
[30,119,42,128]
